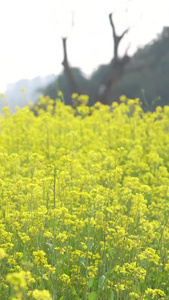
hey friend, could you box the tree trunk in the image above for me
[62,37,80,95]
[97,14,130,105]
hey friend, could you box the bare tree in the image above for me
[60,8,133,105]
[62,36,80,94]
[109,13,129,61]
[60,11,82,96]
[97,13,130,105]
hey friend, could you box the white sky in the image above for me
[0,0,169,92]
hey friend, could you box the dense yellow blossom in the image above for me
[1,95,169,299]
[32,289,52,300]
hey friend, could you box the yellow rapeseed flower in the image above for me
[32,289,52,300]
[0,248,6,259]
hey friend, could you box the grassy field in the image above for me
[0,95,169,299]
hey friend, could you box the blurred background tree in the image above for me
[37,7,169,111]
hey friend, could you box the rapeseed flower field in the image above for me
[0,94,169,299]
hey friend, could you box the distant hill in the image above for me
[1,74,57,112]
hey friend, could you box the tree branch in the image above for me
[61,37,80,94]
[62,37,68,68]
[109,13,129,59]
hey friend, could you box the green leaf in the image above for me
[98,275,106,290]
[87,277,95,288]
[45,242,53,249]
[157,273,162,284]
[88,291,97,300]
[133,285,140,294]
[72,287,77,295]
[88,240,94,250]
[109,291,115,300]
[108,248,113,258]
[80,257,86,268]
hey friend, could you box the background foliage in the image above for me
[40,27,169,110]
